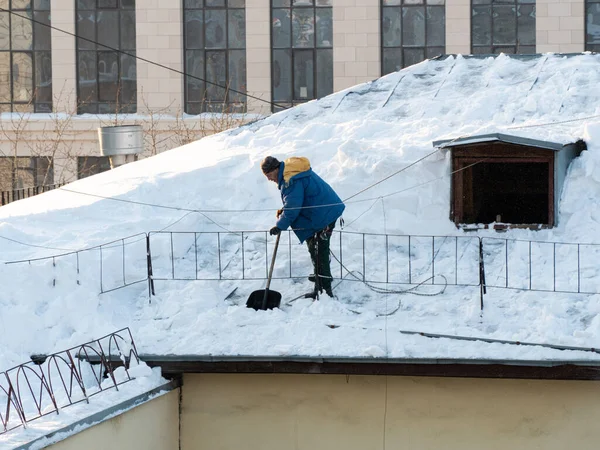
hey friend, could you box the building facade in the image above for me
[0,0,594,191]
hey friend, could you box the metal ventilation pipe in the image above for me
[97,125,143,169]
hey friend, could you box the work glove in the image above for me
[269,226,281,236]
[276,209,283,218]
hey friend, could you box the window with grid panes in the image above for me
[587,0,600,51]
[184,0,247,114]
[271,0,333,112]
[471,0,535,55]
[0,0,52,113]
[76,0,136,114]
[381,0,445,76]
[0,156,53,191]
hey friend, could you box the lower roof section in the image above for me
[138,355,600,381]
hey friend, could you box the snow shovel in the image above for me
[246,233,282,311]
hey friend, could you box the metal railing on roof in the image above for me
[0,328,139,435]
[7,230,600,310]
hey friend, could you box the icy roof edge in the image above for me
[432,132,566,151]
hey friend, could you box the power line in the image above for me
[0,7,289,111]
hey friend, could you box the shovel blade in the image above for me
[246,289,282,310]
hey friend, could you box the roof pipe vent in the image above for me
[98,125,143,169]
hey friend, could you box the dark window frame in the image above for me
[270,0,333,112]
[380,0,446,76]
[470,0,536,55]
[0,0,52,113]
[183,0,247,115]
[75,0,137,114]
[585,0,600,52]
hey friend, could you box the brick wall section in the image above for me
[136,0,183,114]
[537,0,585,53]
[50,0,77,114]
[246,0,272,115]
[333,0,380,92]
[446,0,471,54]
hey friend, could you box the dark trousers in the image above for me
[306,221,336,292]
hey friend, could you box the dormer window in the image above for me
[433,134,586,230]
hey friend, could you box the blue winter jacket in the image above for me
[275,157,345,243]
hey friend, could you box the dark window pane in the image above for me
[205,10,227,49]
[472,6,492,46]
[472,45,492,54]
[78,51,97,104]
[77,11,96,50]
[186,0,203,6]
[121,10,136,49]
[382,8,402,47]
[519,45,535,53]
[272,48,292,102]
[427,6,445,47]
[293,8,314,48]
[35,51,52,103]
[205,51,227,102]
[403,47,425,67]
[273,0,291,7]
[206,0,225,6]
[587,4,600,46]
[293,49,314,100]
[382,47,402,75]
[34,0,51,9]
[426,46,444,58]
[186,10,204,49]
[403,7,425,46]
[120,52,136,106]
[315,8,332,47]
[97,11,119,50]
[294,0,313,5]
[517,5,535,47]
[77,1,136,113]
[273,9,291,48]
[186,50,205,103]
[492,5,516,45]
[77,0,96,8]
[98,51,119,102]
[315,48,332,98]
[98,0,118,7]
[34,11,51,50]
[228,0,245,7]
[228,49,246,104]
[228,9,245,49]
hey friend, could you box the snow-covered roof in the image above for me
[2,52,600,375]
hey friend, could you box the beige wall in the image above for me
[181,373,600,450]
[446,0,471,54]
[136,0,184,114]
[246,0,272,115]
[48,389,180,450]
[333,0,381,91]
[537,0,585,53]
